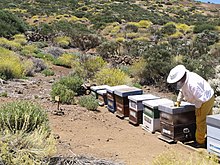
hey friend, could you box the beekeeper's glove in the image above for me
[174,101,181,107]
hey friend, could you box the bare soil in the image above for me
[0,65,199,165]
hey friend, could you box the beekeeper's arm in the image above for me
[175,89,184,107]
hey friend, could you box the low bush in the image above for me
[94,68,130,86]
[53,53,77,68]
[53,36,71,49]
[41,68,55,76]
[0,101,49,133]
[0,37,22,51]
[0,101,56,165]
[193,24,216,33]
[21,44,38,56]
[59,74,84,95]
[78,95,99,111]
[50,74,84,104]
[0,47,24,80]
[51,83,75,104]
[13,34,27,45]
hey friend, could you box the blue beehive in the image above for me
[207,114,220,157]
[106,85,129,113]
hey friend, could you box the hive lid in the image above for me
[97,89,107,95]
[142,98,173,109]
[158,101,195,114]
[90,85,110,92]
[128,94,160,102]
[106,85,129,93]
[207,114,220,128]
[114,87,143,97]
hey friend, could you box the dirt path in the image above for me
[48,103,196,165]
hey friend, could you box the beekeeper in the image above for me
[167,65,215,148]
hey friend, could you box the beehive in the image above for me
[128,94,160,125]
[97,89,107,106]
[142,98,173,133]
[90,85,110,99]
[106,85,129,113]
[158,102,196,142]
[207,114,220,157]
[114,87,143,118]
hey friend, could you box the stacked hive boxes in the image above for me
[142,98,173,133]
[158,102,196,142]
[207,114,220,156]
[106,85,129,113]
[90,85,110,99]
[128,94,160,126]
[114,87,143,118]
[97,90,108,106]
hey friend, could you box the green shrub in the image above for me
[53,53,77,68]
[13,34,27,45]
[34,52,55,62]
[0,37,22,51]
[21,44,38,56]
[0,47,24,80]
[59,75,84,95]
[0,101,49,133]
[0,10,27,38]
[160,23,176,36]
[0,91,7,97]
[41,69,55,76]
[50,74,84,104]
[193,24,216,33]
[50,83,75,104]
[78,95,99,111]
[53,36,71,48]
[0,101,56,165]
[95,68,130,86]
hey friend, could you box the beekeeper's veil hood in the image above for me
[167,65,186,83]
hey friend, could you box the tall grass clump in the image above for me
[0,101,56,165]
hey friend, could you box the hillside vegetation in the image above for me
[0,0,219,164]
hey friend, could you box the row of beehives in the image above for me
[90,85,220,156]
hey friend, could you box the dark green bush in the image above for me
[193,24,216,33]
[0,101,49,133]
[78,95,99,111]
[50,83,75,104]
[59,75,84,95]
[41,69,55,76]
[0,10,27,38]
[50,74,84,104]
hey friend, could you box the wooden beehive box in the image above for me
[97,89,107,106]
[106,85,129,113]
[142,98,173,133]
[128,94,160,125]
[114,87,143,118]
[158,102,196,142]
[207,114,220,157]
[90,85,110,99]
